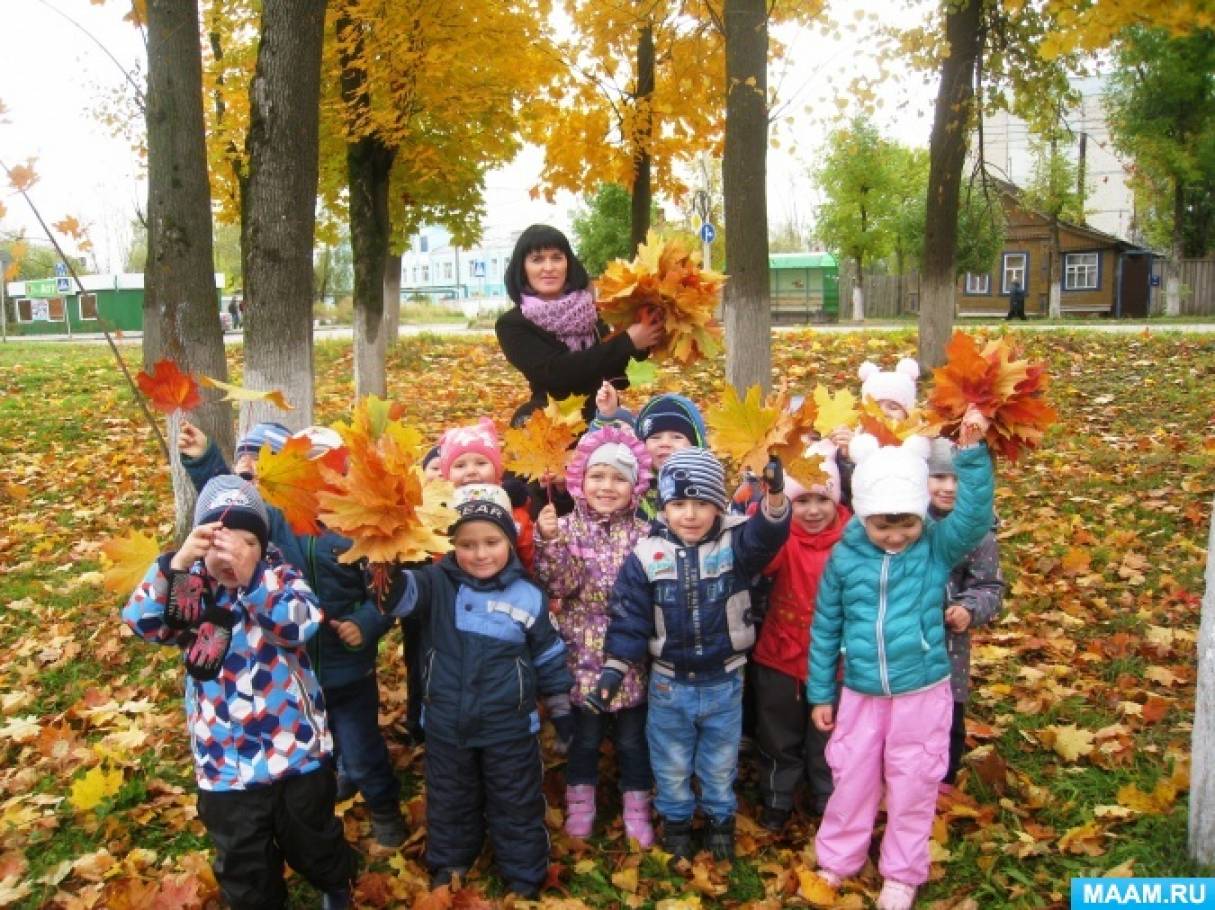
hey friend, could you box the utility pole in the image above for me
[0,251,9,343]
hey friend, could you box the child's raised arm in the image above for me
[178,419,209,460]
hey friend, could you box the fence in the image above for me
[1178,258,1215,316]
[836,262,920,319]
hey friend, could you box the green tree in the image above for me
[814,116,896,317]
[955,179,1006,278]
[1107,27,1215,315]
[1022,134,1086,317]
[573,184,637,276]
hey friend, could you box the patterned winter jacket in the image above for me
[604,499,791,684]
[533,425,652,710]
[387,553,574,749]
[929,505,1004,702]
[183,442,392,692]
[122,553,331,792]
[808,443,994,705]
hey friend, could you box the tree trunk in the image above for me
[630,18,655,252]
[852,258,865,322]
[146,0,233,541]
[722,0,771,394]
[1048,221,1063,318]
[1190,496,1215,863]
[918,0,980,370]
[348,137,395,399]
[339,14,396,400]
[384,251,402,340]
[1167,180,1184,316]
[242,0,327,431]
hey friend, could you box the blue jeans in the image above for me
[325,674,400,811]
[565,704,653,791]
[645,672,742,823]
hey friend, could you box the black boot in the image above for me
[321,888,351,910]
[370,804,408,848]
[758,805,790,833]
[661,817,694,862]
[706,816,735,860]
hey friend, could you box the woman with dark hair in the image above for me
[496,224,661,426]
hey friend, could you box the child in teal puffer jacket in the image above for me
[808,407,992,910]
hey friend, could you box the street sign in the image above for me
[471,260,486,278]
[56,277,71,293]
[699,222,716,244]
[54,261,67,277]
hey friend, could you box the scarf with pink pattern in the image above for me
[519,289,598,351]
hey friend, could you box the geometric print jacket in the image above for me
[122,552,332,791]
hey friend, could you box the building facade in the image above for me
[399,226,519,303]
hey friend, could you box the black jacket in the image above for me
[388,554,573,749]
[495,305,640,424]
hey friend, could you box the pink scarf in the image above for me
[520,289,598,351]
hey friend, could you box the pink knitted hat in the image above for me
[439,417,503,481]
[565,424,652,509]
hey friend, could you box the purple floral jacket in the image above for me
[532,425,653,710]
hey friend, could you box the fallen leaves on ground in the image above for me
[0,328,1211,907]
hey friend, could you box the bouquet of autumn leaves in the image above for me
[596,229,725,366]
[255,396,456,600]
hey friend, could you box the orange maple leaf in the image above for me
[317,397,456,566]
[199,374,294,411]
[136,359,201,414]
[255,435,339,534]
[857,398,932,447]
[6,158,38,192]
[100,529,161,594]
[503,401,585,482]
[52,215,85,239]
[707,383,817,474]
[925,331,1058,461]
[596,230,725,366]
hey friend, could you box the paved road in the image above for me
[6,319,1215,346]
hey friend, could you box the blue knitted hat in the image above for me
[657,447,728,512]
[194,475,270,552]
[234,422,292,460]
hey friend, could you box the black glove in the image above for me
[585,667,624,714]
[762,456,784,495]
[166,569,214,630]
[552,712,576,751]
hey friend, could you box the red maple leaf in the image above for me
[136,359,201,414]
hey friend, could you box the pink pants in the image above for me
[814,679,952,886]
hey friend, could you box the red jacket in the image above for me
[752,507,850,681]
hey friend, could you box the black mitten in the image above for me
[762,456,784,495]
[183,607,238,681]
[166,570,214,630]
[585,667,624,714]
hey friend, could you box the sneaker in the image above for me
[370,804,408,848]
[705,816,735,860]
[758,805,790,833]
[321,888,351,910]
[816,868,843,888]
[877,879,918,910]
[661,818,694,863]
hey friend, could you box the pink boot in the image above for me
[621,790,655,848]
[564,784,596,838]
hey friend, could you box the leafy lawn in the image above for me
[0,328,1211,908]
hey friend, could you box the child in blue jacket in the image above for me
[383,485,573,899]
[177,419,405,847]
[809,409,992,910]
[122,476,356,910]
[595,447,790,861]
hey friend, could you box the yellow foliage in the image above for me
[812,384,858,435]
[69,765,124,813]
[100,530,161,595]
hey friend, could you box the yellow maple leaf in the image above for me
[708,384,818,474]
[99,530,160,594]
[812,384,858,435]
[1116,779,1177,814]
[1041,724,1096,762]
[858,397,931,446]
[503,406,583,482]
[542,393,589,428]
[796,867,837,906]
[1058,820,1106,856]
[69,765,124,813]
[786,452,828,489]
[199,375,294,411]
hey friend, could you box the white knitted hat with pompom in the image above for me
[849,432,931,519]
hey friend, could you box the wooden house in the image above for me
[958,185,1155,318]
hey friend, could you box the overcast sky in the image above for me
[0,0,938,272]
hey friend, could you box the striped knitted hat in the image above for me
[657,447,729,512]
[193,475,270,552]
[234,421,292,461]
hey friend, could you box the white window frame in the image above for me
[1001,253,1027,295]
[1064,252,1099,291]
[964,273,990,295]
[443,261,453,281]
[422,265,430,282]
[78,293,98,320]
